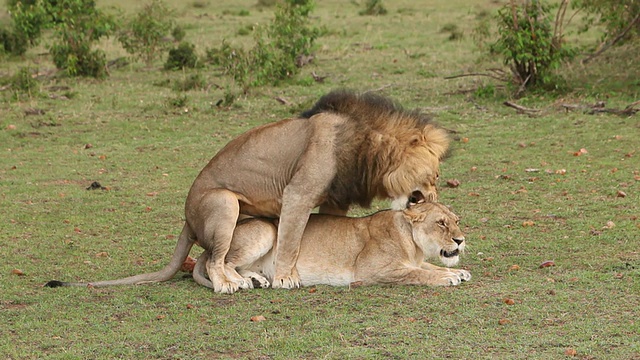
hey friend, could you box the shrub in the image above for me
[360,0,387,16]
[47,0,116,78]
[574,0,640,42]
[2,0,50,55]
[486,0,575,88]
[118,0,176,67]
[173,73,207,91]
[165,42,199,70]
[215,0,321,88]
[10,66,40,100]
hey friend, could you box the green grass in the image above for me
[1,0,639,359]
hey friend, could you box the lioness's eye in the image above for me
[437,219,446,227]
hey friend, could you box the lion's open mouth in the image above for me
[440,249,460,258]
[408,191,426,206]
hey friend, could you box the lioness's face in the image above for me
[404,203,465,267]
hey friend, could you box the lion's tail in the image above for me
[45,223,196,288]
[192,250,214,289]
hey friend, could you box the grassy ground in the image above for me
[1,0,639,359]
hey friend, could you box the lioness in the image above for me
[192,202,470,289]
[46,90,450,294]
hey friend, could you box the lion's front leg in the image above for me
[421,262,471,282]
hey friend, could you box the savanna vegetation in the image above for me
[1,0,638,359]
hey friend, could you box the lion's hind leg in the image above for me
[196,188,249,294]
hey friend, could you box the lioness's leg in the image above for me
[196,188,248,294]
[421,262,471,282]
[229,219,278,289]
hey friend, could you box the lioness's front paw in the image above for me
[235,277,253,290]
[272,274,301,289]
[248,275,270,289]
[455,269,471,282]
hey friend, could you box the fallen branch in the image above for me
[561,100,639,116]
[274,96,291,106]
[444,72,508,82]
[503,101,540,114]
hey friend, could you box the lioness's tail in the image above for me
[45,223,196,288]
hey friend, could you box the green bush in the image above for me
[47,0,116,78]
[2,0,50,55]
[574,0,640,42]
[487,0,574,88]
[360,0,387,16]
[216,0,321,88]
[164,42,199,70]
[10,66,40,100]
[173,73,207,91]
[118,0,176,67]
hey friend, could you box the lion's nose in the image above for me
[453,237,464,246]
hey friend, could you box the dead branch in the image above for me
[274,96,291,105]
[503,101,541,114]
[444,72,508,82]
[561,100,639,116]
[365,84,393,93]
[582,12,640,64]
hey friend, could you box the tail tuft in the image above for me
[44,280,65,288]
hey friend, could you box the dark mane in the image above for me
[299,90,446,209]
[300,89,432,127]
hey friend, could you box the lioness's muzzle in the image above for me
[441,249,460,258]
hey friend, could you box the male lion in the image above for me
[191,202,471,289]
[46,90,450,294]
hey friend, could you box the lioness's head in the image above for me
[402,202,465,267]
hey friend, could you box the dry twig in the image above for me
[503,101,540,114]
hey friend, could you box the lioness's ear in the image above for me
[402,208,426,223]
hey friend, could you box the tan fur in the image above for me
[193,202,470,289]
[45,90,450,293]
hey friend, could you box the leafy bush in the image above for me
[360,0,388,16]
[215,0,321,88]
[10,66,40,100]
[2,0,50,55]
[574,0,640,42]
[173,73,207,91]
[118,0,176,67]
[485,0,575,88]
[164,42,199,70]
[48,0,116,78]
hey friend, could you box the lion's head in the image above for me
[402,202,465,267]
[301,90,450,211]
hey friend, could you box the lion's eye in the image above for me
[437,219,446,228]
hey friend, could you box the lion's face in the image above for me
[403,202,465,267]
[388,165,440,211]
[384,127,448,211]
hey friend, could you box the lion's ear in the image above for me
[409,135,422,147]
[402,208,427,223]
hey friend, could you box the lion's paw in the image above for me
[272,275,301,290]
[213,280,240,294]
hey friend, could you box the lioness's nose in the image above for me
[453,237,464,246]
